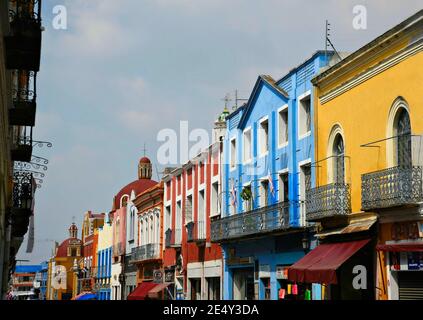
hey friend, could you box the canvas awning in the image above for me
[288,239,371,285]
[376,243,423,252]
[127,282,157,300]
[147,283,171,298]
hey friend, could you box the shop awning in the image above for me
[127,282,158,300]
[148,283,171,298]
[376,243,423,252]
[288,239,371,285]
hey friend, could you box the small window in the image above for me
[243,129,252,162]
[165,206,171,230]
[185,195,193,223]
[211,182,219,217]
[278,173,289,202]
[259,119,269,155]
[278,107,288,146]
[230,138,237,169]
[260,180,269,207]
[299,94,311,137]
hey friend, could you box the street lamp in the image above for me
[301,231,310,253]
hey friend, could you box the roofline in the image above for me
[312,9,423,85]
[275,50,334,85]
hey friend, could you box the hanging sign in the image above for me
[276,266,289,280]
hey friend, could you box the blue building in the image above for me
[211,51,334,300]
[96,218,113,300]
[35,261,49,300]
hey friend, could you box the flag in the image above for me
[268,169,275,196]
[230,182,237,208]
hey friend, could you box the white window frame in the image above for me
[277,168,289,202]
[258,116,269,157]
[298,158,312,226]
[277,104,289,149]
[230,137,237,171]
[298,90,312,140]
[243,127,252,164]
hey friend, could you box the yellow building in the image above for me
[310,10,423,300]
[46,223,82,300]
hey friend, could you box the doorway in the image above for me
[233,268,255,300]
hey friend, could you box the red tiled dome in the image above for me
[139,157,151,164]
[113,178,157,210]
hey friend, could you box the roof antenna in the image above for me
[325,20,342,62]
[142,143,147,157]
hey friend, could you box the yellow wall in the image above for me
[315,49,423,214]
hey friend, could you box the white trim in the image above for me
[297,90,312,140]
[298,158,312,227]
[242,126,253,164]
[320,41,423,104]
[230,136,237,172]
[258,116,270,157]
[277,104,289,149]
[277,168,289,175]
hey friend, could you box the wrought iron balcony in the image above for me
[9,71,37,127]
[211,201,290,242]
[361,166,423,210]
[130,243,160,263]
[187,220,206,243]
[5,0,42,71]
[11,170,35,237]
[306,183,351,222]
[165,228,182,248]
[11,126,33,162]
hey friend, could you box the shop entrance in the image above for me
[398,271,423,300]
[233,268,255,300]
[190,278,201,300]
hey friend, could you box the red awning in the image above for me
[127,282,158,300]
[376,243,423,252]
[288,239,371,285]
[147,283,171,298]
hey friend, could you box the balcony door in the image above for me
[395,108,412,168]
[333,134,345,184]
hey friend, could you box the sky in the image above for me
[17,0,423,264]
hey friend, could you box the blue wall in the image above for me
[221,52,332,300]
[97,247,112,300]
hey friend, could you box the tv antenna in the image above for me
[234,89,248,109]
[325,20,342,62]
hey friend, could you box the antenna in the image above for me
[142,143,147,157]
[234,89,248,109]
[325,20,342,62]
[222,94,232,109]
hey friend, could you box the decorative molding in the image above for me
[319,40,423,104]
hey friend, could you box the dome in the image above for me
[139,157,151,164]
[113,179,157,210]
[56,238,82,258]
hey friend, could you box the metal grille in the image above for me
[12,170,34,209]
[361,166,423,210]
[187,220,206,242]
[306,183,351,221]
[211,201,291,242]
[399,272,423,300]
[130,243,160,263]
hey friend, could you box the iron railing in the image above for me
[361,166,423,210]
[306,183,351,221]
[12,170,34,210]
[130,243,160,263]
[211,201,291,242]
[187,220,206,242]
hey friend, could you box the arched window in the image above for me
[394,108,412,167]
[333,134,345,183]
[129,207,135,240]
[120,195,129,208]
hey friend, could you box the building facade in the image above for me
[163,113,226,300]
[213,52,336,300]
[0,0,43,298]
[96,216,113,300]
[292,10,423,300]
[10,264,41,300]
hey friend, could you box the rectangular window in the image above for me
[259,119,269,155]
[243,185,253,212]
[299,94,311,138]
[211,182,219,217]
[230,138,237,169]
[185,195,193,223]
[278,173,289,202]
[260,180,269,207]
[165,205,171,230]
[299,163,311,225]
[243,129,252,163]
[278,107,288,146]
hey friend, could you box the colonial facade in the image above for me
[288,10,423,300]
[162,112,226,300]
[0,0,44,298]
[213,52,336,300]
[96,216,112,300]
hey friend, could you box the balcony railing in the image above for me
[130,243,160,263]
[165,228,182,248]
[187,220,206,243]
[9,71,37,127]
[211,201,290,242]
[361,166,423,210]
[11,170,35,237]
[306,183,351,221]
[5,0,42,71]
